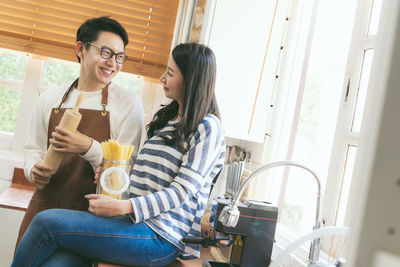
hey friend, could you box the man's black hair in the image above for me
[76,16,129,62]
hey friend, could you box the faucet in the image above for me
[218,160,325,266]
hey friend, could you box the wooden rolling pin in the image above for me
[37,94,85,190]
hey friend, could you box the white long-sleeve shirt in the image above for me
[23,82,144,181]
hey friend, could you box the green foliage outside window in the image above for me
[0,52,26,134]
[0,87,21,133]
[41,61,80,88]
[0,53,28,81]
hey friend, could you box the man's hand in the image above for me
[50,126,92,154]
[30,161,54,185]
[94,164,102,185]
[85,194,133,217]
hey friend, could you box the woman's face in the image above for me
[160,56,185,105]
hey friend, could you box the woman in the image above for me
[12,43,226,267]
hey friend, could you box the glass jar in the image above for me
[97,159,131,200]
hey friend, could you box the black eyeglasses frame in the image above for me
[87,42,128,64]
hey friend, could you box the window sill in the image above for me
[273,224,308,267]
[274,223,339,266]
[0,167,35,211]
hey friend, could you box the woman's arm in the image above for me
[85,194,133,217]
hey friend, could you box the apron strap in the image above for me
[101,83,109,116]
[55,78,78,113]
[55,78,110,115]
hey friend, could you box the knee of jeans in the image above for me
[31,209,59,229]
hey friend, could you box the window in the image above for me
[200,0,289,142]
[258,0,382,264]
[0,50,27,135]
[351,49,374,132]
[335,145,357,225]
[0,87,21,134]
[113,73,144,95]
[41,60,79,89]
[180,0,382,264]
[281,0,358,237]
[324,0,382,228]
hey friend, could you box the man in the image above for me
[15,16,144,249]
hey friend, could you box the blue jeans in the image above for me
[12,209,179,267]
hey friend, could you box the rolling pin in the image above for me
[37,93,85,190]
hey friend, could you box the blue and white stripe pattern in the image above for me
[128,114,225,259]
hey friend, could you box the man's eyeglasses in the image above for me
[87,42,127,64]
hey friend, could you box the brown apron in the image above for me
[15,79,111,250]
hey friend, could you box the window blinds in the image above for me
[0,0,179,78]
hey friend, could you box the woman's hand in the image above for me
[50,126,92,154]
[30,161,54,185]
[85,194,133,217]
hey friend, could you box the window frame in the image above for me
[11,56,45,153]
[265,0,380,264]
[322,0,378,228]
[0,49,44,153]
[0,78,23,150]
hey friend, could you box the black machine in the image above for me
[184,160,330,266]
[184,197,278,267]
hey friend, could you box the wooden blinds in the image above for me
[0,0,179,78]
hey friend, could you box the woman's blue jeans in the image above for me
[12,209,179,267]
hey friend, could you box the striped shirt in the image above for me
[128,114,225,259]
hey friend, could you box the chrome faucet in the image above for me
[218,160,325,266]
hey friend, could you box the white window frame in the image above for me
[266,0,322,264]
[322,0,378,228]
[0,50,44,153]
[0,78,22,150]
[12,56,45,153]
[265,0,380,264]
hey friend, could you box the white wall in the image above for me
[0,209,25,266]
[0,149,23,266]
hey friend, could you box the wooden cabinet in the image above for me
[201,0,289,142]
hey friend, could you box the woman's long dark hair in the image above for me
[147,43,220,152]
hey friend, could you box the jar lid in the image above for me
[100,167,130,195]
